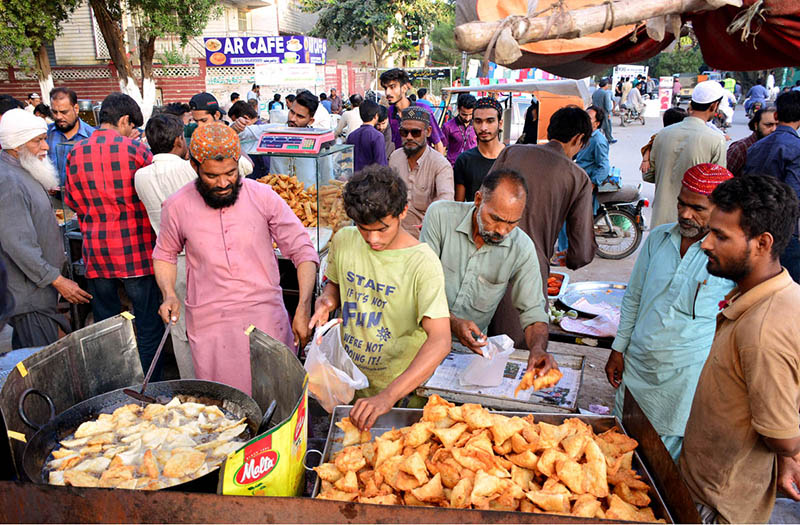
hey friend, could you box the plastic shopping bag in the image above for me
[304,319,369,413]
[459,334,516,387]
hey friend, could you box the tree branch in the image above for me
[88,0,135,81]
[454,0,720,53]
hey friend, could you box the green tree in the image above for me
[0,0,81,97]
[89,0,219,118]
[429,10,461,67]
[129,0,221,116]
[643,46,705,78]
[300,0,448,67]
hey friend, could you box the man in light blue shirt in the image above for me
[46,87,95,186]
[319,93,332,114]
[605,163,735,461]
[420,168,556,376]
[745,79,769,113]
[246,84,260,104]
[576,106,611,200]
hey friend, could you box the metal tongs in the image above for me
[123,322,171,404]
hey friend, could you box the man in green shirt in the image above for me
[420,168,556,376]
[309,165,451,431]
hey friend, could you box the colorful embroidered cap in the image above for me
[189,122,240,163]
[682,163,733,195]
[401,106,431,125]
[474,97,503,117]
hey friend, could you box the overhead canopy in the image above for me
[455,0,800,79]
[443,79,591,105]
[688,2,800,70]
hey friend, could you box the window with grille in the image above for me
[238,9,248,33]
[90,7,111,60]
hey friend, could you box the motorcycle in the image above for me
[619,105,645,127]
[594,184,648,259]
[745,98,763,119]
[711,110,731,130]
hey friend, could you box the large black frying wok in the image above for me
[20,379,264,493]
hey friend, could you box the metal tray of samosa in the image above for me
[310,406,673,523]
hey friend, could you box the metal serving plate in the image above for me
[558,281,627,317]
[310,407,673,523]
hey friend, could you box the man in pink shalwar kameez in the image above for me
[152,123,318,395]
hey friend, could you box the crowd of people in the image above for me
[1,66,800,523]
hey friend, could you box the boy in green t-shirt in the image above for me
[309,165,451,431]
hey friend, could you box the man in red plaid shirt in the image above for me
[726,107,777,177]
[65,93,165,378]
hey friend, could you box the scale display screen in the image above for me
[256,129,335,154]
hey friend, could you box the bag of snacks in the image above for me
[304,319,368,412]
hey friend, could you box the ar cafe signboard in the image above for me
[205,35,327,67]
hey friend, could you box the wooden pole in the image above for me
[454,0,716,54]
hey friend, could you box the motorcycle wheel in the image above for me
[594,209,643,260]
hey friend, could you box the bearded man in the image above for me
[153,123,319,395]
[420,168,556,378]
[605,163,736,461]
[388,106,453,239]
[0,109,91,348]
[726,107,777,177]
[46,87,95,186]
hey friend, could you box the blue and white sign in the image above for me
[204,35,327,66]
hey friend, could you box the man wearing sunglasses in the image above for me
[379,68,445,155]
[388,107,453,239]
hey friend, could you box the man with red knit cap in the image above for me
[605,163,735,461]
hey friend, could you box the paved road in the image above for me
[613,101,751,226]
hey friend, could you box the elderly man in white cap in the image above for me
[646,80,727,227]
[0,108,91,348]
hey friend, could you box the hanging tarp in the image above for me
[688,1,800,70]
[455,0,800,78]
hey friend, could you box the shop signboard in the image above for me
[205,35,327,66]
[253,63,323,90]
[612,64,649,92]
[407,68,451,81]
